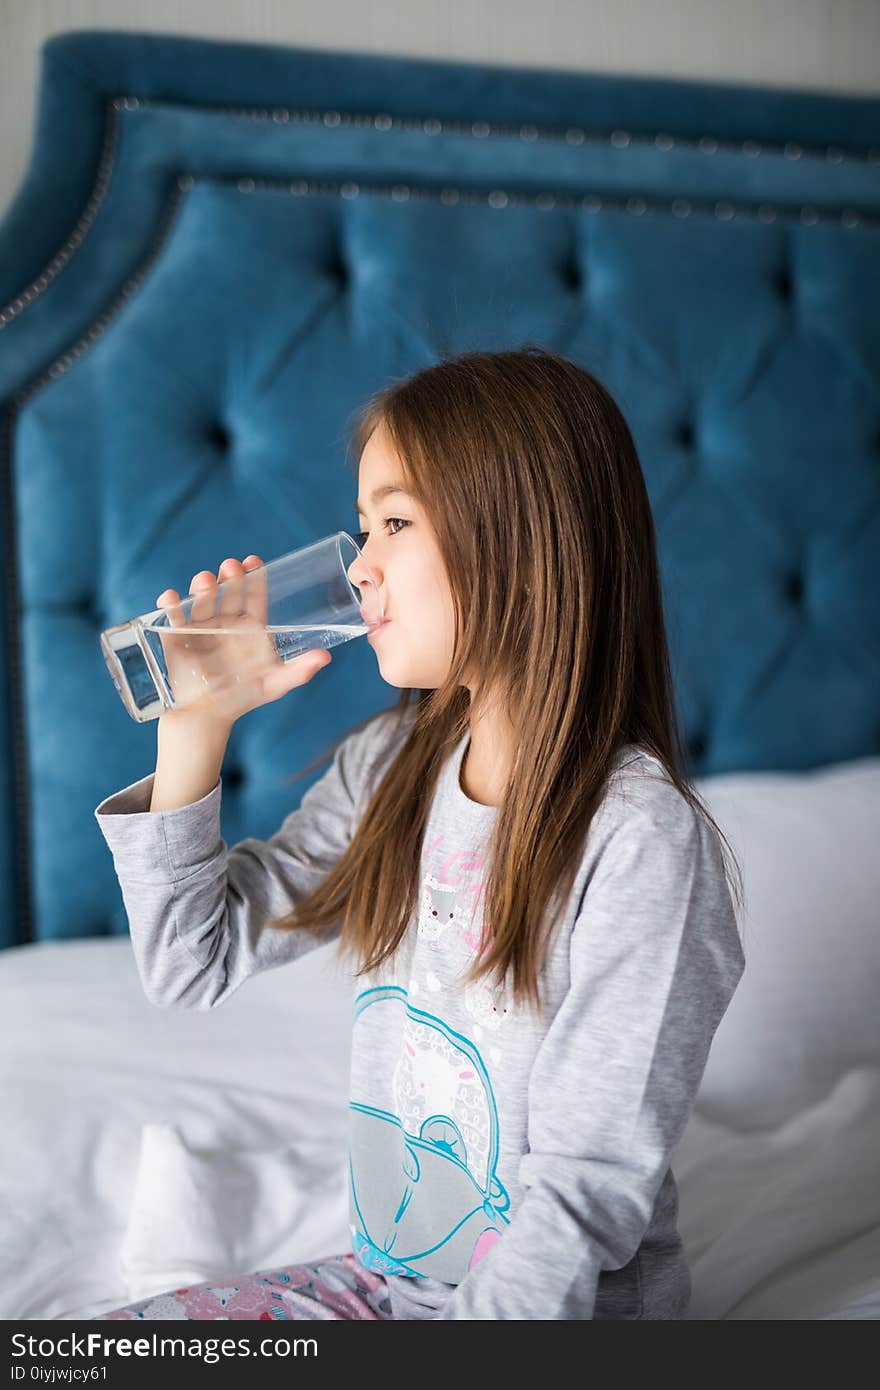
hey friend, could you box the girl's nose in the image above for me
[347,556,383,620]
[348,555,378,591]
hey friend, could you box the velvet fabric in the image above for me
[1,31,878,946]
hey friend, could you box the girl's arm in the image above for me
[436,782,746,1321]
[149,710,231,812]
[93,709,409,1012]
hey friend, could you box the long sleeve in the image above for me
[93,709,409,1012]
[435,787,746,1320]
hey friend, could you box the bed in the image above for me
[1,29,878,1321]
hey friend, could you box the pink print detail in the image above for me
[436,849,486,884]
[426,832,486,887]
[436,848,487,888]
[100,1256,392,1321]
[469,1228,502,1270]
[463,894,491,954]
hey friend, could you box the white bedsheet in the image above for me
[1,936,353,1321]
[1,935,878,1320]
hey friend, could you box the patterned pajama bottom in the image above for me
[92,1252,394,1320]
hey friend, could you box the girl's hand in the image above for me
[154,555,331,730]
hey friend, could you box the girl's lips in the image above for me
[367,619,391,641]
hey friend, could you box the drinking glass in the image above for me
[100,531,382,723]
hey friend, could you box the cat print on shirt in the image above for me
[416,871,504,963]
[417,874,461,943]
[416,855,511,1064]
[463,976,510,1032]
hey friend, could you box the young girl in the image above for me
[93,345,745,1321]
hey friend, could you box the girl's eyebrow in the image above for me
[353,484,414,515]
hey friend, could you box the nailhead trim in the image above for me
[225,171,874,232]
[10,182,187,409]
[105,95,880,167]
[2,93,878,329]
[0,106,120,329]
[8,164,877,410]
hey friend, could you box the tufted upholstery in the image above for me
[1,31,878,948]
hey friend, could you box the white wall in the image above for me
[1,0,878,219]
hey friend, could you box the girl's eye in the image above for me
[354,518,411,546]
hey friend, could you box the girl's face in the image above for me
[348,423,458,690]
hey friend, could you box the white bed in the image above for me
[2,753,879,1321]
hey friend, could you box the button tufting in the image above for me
[775,268,793,300]
[784,572,804,604]
[209,423,231,451]
[225,768,245,788]
[563,261,582,290]
[67,596,104,628]
[677,420,695,449]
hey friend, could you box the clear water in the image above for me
[106,620,368,718]
[147,621,367,661]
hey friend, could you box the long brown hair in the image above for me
[269,346,745,1014]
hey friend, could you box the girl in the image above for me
[94,346,745,1321]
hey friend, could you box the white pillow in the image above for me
[693,755,880,1129]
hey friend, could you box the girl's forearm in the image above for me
[149,713,232,811]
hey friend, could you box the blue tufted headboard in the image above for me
[1,30,878,950]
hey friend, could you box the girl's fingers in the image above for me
[189,571,217,625]
[241,554,267,626]
[217,558,246,619]
[156,588,187,628]
[262,647,331,703]
[159,555,262,630]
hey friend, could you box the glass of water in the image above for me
[100,531,383,723]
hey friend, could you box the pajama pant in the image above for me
[93,1252,395,1320]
